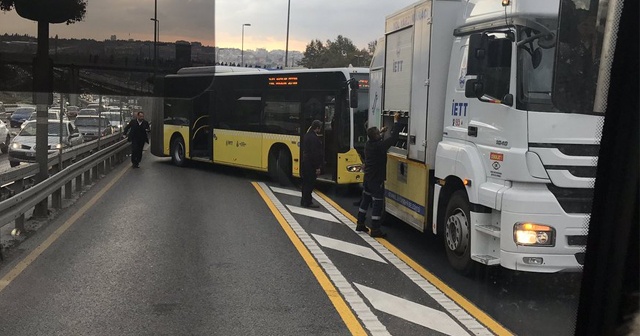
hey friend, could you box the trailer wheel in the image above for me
[171,136,186,167]
[444,190,474,275]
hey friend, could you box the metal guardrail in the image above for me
[0,134,130,234]
[0,133,122,187]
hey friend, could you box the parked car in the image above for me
[77,108,99,117]
[101,111,126,132]
[66,105,80,118]
[9,107,36,128]
[74,115,115,141]
[8,120,84,167]
[0,119,10,153]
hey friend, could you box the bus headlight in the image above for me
[347,164,362,172]
[514,222,555,246]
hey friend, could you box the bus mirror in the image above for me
[349,79,359,108]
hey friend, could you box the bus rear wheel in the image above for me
[171,136,187,167]
[269,148,291,186]
[443,190,474,275]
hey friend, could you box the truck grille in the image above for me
[546,185,594,214]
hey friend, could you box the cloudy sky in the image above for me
[1,0,417,51]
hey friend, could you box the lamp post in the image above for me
[284,0,291,68]
[150,17,159,74]
[151,0,158,75]
[241,23,251,67]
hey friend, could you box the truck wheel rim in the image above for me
[445,209,469,254]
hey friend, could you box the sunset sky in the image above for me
[0,0,417,51]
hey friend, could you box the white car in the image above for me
[0,119,10,154]
[8,120,84,167]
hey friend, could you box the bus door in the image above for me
[301,92,339,182]
[190,91,212,159]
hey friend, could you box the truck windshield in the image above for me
[516,20,558,112]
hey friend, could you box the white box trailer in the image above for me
[375,0,602,273]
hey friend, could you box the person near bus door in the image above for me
[123,111,151,168]
[356,112,401,237]
[301,120,324,208]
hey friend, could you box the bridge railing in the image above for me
[0,133,129,235]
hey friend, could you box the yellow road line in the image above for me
[0,164,131,293]
[252,182,367,336]
[315,190,514,336]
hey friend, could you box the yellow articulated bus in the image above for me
[150,66,370,184]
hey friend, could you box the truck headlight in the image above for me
[347,164,362,172]
[514,222,556,246]
[11,142,21,149]
[55,143,62,149]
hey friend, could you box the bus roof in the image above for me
[170,67,369,78]
[176,66,270,74]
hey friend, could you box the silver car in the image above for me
[0,119,9,154]
[8,120,84,167]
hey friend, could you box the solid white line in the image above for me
[286,205,340,223]
[355,283,470,336]
[258,182,391,336]
[312,194,494,335]
[270,186,302,197]
[312,234,387,264]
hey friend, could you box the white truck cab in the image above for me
[374,0,603,273]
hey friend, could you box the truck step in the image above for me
[472,254,500,265]
[475,224,501,237]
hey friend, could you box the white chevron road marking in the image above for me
[286,205,340,223]
[312,234,387,263]
[355,283,471,336]
[270,186,302,197]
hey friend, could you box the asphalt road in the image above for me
[0,156,582,335]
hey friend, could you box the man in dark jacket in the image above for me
[123,111,151,168]
[301,120,323,208]
[356,112,401,237]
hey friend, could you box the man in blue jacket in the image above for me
[356,112,401,237]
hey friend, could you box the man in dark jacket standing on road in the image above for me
[301,120,323,208]
[123,111,151,168]
[356,112,401,237]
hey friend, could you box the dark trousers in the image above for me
[357,180,385,230]
[301,165,317,206]
[131,140,144,165]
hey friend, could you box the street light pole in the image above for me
[241,23,251,67]
[152,0,158,76]
[284,0,291,68]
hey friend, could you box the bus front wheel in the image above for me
[443,190,474,275]
[171,136,187,167]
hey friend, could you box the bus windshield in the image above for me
[352,74,369,149]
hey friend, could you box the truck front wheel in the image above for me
[443,190,474,275]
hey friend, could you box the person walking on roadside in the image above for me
[301,120,324,208]
[123,111,151,168]
[356,112,401,237]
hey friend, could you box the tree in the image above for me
[300,35,372,69]
[0,0,86,24]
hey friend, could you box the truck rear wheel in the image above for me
[443,190,474,275]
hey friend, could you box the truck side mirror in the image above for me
[349,79,359,109]
[465,79,485,99]
[467,34,488,75]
